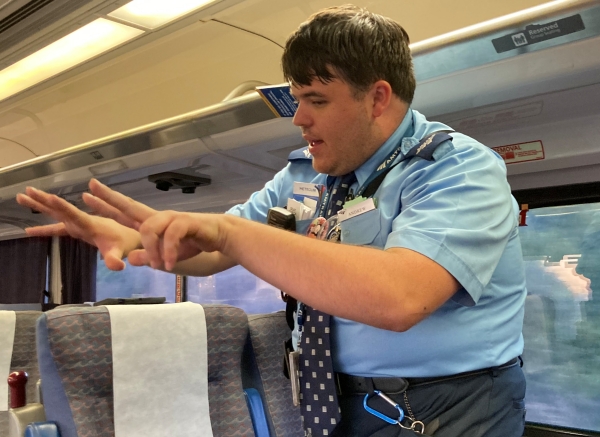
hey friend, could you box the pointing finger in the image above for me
[138,212,175,269]
[89,179,156,225]
[162,216,199,271]
[19,189,91,235]
[17,193,54,216]
[24,223,68,237]
[82,193,139,229]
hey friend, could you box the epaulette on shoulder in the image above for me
[403,131,454,162]
[288,146,313,162]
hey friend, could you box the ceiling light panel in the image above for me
[109,0,218,29]
[0,18,143,102]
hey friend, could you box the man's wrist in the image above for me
[217,213,241,257]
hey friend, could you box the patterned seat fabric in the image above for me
[246,312,303,437]
[0,405,6,434]
[37,304,255,437]
[1,311,42,437]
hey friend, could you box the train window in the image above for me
[520,202,600,432]
[186,265,285,314]
[96,253,176,302]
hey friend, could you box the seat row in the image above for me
[2,303,304,437]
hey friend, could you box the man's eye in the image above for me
[312,101,326,106]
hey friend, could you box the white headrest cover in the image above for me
[0,311,16,412]
[107,303,213,437]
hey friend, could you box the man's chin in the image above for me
[312,160,336,176]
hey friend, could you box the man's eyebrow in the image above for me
[291,91,327,99]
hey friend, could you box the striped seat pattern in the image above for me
[42,304,255,437]
[249,312,303,437]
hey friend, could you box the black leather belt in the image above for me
[336,357,520,396]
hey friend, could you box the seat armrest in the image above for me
[244,388,271,437]
[8,403,46,437]
[25,422,60,437]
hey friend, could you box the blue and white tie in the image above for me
[299,172,356,436]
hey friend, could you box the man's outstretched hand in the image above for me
[16,179,225,272]
[16,180,150,271]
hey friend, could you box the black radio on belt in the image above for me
[267,206,296,231]
[267,206,298,378]
[267,206,296,308]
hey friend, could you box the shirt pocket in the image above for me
[339,208,382,246]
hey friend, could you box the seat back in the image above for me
[1,311,41,436]
[37,304,255,437]
[244,312,303,437]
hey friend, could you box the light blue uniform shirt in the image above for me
[228,109,526,378]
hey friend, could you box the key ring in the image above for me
[408,420,425,434]
[363,391,425,434]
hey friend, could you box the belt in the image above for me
[336,357,520,396]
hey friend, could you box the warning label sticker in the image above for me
[492,141,545,164]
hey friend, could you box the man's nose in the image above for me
[292,103,310,128]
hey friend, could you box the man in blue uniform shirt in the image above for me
[17,5,526,437]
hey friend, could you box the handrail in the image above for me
[222,80,271,101]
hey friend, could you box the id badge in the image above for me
[289,350,301,406]
[307,217,328,239]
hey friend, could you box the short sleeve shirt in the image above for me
[227,109,526,377]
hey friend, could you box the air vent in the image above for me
[0,0,55,35]
[0,0,111,68]
[148,172,211,194]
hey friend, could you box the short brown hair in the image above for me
[282,5,416,103]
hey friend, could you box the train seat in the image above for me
[1,310,44,437]
[244,312,303,437]
[35,303,256,437]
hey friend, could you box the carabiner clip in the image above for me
[363,390,405,425]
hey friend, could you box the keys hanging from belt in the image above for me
[363,390,425,434]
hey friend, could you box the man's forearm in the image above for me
[218,215,459,331]
[169,251,237,277]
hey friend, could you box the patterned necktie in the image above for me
[299,172,356,436]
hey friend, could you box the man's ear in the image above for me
[371,80,393,118]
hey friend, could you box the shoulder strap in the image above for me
[288,146,313,162]
[361,130,454,199]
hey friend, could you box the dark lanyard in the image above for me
[356,129,454,199]
[317,179,335,218]
[316,142,404,217]
[355,142,405,199]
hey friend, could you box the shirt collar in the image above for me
[353,109,415,188]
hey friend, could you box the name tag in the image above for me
[338,198,376,222]
[288,350,301,406]
[293,182,322,197]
